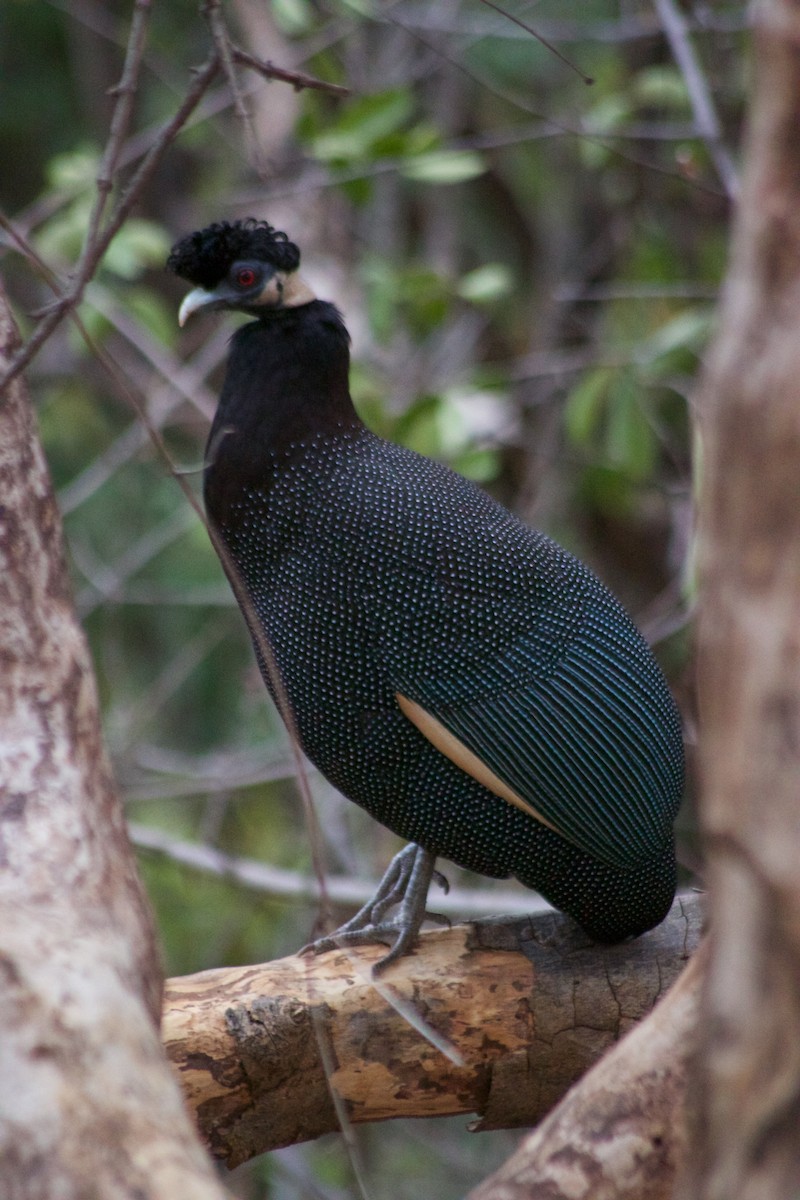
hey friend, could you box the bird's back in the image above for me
[210,421,683,941]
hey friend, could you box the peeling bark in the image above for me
[0,281,228,1199]
[162,894,702,1166]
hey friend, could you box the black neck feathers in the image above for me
[204,300,362,522]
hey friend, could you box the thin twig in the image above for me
[57,328,228,515]
[653,0,739,200]
[384,8,726,198]
[111,618,231,753]
[0,55,221,393]
[202,0,265,176]
[304,981,374,1200]
[394,6,750,44]
[76,0,152,277]
[0,29,349,397]
[479,0,594,85]
[0,198,335,920]
[231,46,350,95]
[75,506,197,617]
[64,309,335,930]
[203,0,249,123]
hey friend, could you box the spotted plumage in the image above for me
[168,220,684,955]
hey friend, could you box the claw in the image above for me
[300,844,447,974]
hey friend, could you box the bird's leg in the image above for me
[300,844,449,975]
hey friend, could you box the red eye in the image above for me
[235,267,258,288]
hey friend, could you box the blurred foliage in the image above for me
[1,0,746,1194]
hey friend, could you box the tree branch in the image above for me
[162,894,702,1167]
[0,33,345,395]
[466,939,706,1200]
[653,0,739,199]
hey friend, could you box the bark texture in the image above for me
[0,282,228,1199]
[687,2,800,1196]
[465,941,705,1200]
[163,894,702,1166]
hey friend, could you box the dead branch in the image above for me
[230,46,350,94]
[162,893,702,1167]
[0,281,227,1199]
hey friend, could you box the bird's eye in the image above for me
[234,266,259,289]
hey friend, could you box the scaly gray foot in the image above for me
[301,844,449,974]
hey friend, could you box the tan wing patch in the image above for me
[396,692,559,835]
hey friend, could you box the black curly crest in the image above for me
[166,219,301,289]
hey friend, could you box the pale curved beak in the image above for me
[177,271,316,327]
[178,286,217,327]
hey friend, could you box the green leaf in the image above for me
[46,145,99,194]
[270,0,314,35]
[633,66,690,113]
[403,121,442,157]
[564,367,614,446]
[400,149,486,184]
[127,288,174,345]
[457,263,513,304]
[361,258,397,342]
[332,0,374,15]
[340,177,374,206]
[453,446,500,482]
[604,377,657,480]
[398,266,451,336]
[311,89,413,161]
[103,219,171,279]
[394,394,464,457]
[638,308,712,371]
[585,93,631,136]
[578,465,635,517]
[72,295,111,345]
[35,196,91,264]
[581,93,631,169]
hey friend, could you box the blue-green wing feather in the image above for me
[393,597,683,873]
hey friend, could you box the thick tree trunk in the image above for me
[0,282,227,1199]
[163,895,702,1166]
[685,1,800,1196]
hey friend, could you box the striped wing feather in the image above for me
[396,626,682,873]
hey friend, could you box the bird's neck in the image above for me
[204,300,362,516]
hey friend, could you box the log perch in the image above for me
[163,893,702,1167]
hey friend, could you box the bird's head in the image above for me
[167,218,316,326]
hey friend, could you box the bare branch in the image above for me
[203,0,251,125]
[129,818,556,916]
[0,54,220,393]
[161,895,702,1166]
[75,505,197,616]
[78,0,152,267]
[478,0,594,85]
[653,0,739,199]
[231,46,351,95]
